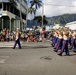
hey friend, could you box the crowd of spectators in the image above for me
[0,28,51,42]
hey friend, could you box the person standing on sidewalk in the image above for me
[13,28,22,49]
[6,30,10,42]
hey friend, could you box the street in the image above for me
[0,41,76,75]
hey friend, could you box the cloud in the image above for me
[36,0,76,17]
[28,0,76,19]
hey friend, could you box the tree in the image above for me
[28,7,36,16]
[34,15,48,26]
[27,0,42,27]
[28,7,36,25]
[30,0,42,9]
[30,0,42,16]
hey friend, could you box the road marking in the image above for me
[0,59,6,64]
[0,56,9,64]
[0,56,9,58]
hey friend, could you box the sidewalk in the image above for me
[0,41,23,48]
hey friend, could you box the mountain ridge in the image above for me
[47,13,76,25]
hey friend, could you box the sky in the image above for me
[27,0,76,20]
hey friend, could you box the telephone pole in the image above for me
[26,0,28,29]
[42,3,44,27]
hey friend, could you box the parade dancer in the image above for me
[51,32,56,47]
[13,28,22,49]
[54,31,63,52]
[70,31,76,52]
[68,31,72,46]
[52,31,59,47]
[58,31,70,56]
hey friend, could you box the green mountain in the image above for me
[47,14,76,25]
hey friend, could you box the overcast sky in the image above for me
[28,0,76,19]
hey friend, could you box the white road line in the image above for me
[0,56,9,64]
[0,59,6,64]
[0,56,9,58]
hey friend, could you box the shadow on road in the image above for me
[40,56,52,60]
[0,46,51,49]
[22,46,51,49]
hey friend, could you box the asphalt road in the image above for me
[0,41,76,75]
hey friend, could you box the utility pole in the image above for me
[19,0,23,31]
[26,1,28,29]
[26,0,29,29]
[2,2,3,29]
[42,3,44,27]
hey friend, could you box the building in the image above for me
[0,0,27,31]
[45,25,53,31]
[27,20,40,28]
[65,21,76,30]
[53,24,63,29]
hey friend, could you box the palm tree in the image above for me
[30,0,42,16]
[29,0,42,26]
[30,0,42,9]
[28,7,36,16]
[28,7,36,25]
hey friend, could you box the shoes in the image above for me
[54,50,57,52]
[69,47,72,50]
[54,47,56,49]
[19,48,22,49]
[12,47,22,49]
[12,47,15,49]
[51,44,54,47]
[73,50,76,53]
[64,54,70,56]
[58,53,62,56]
